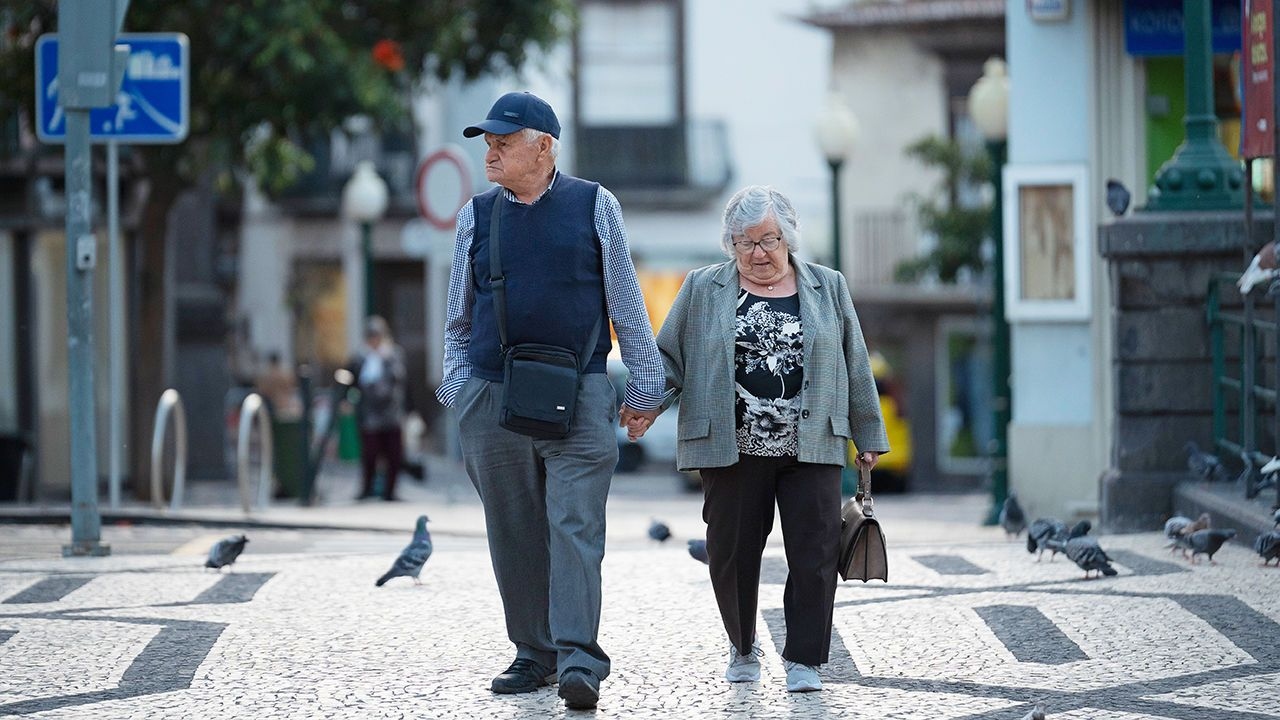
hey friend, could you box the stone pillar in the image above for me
[1097,211,1269,530]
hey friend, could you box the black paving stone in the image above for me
[972,604,1087,664]
[190,572,276,604]
[911,554,989,575]
[2,576,94,604]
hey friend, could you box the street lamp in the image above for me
[967,57,1010,525]
[341,160,389,320]
[814,91,859,274]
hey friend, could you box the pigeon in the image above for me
[687,539,709,565]
[1254,530,1280,566]
[648,519,672,543]
[376,515,433,587]
[1262,458,1280,492]
[1169,514,1213,557]
[1185,441,1229,483]
[1064,531,1118,580]
[1163,515,1193,541]
[1274,506,1280,527]
[205,534,248,571]
[1026,518,1067,561]
[1165,512,1210,552]
[1238,240,1277,294]
[1105,179,1130,217]
[1000,494,1027,539]
[1186,528,1236,565]
[1020,703,1047,720]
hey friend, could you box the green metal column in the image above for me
[829,158,843,273]
[985,140,1010,525]
[1145,0,1244,210]
[362,221,374,320]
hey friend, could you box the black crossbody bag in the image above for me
[488,195,603,440]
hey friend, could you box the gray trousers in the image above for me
[456,373,618,680]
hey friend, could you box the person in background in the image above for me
[641,185,889,693]
[256,352,303,421]
[352,315,407,502]
[437,91,664,709]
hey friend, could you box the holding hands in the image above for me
[619,404,662,442]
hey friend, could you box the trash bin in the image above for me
[271,420,306,499]
[0,434,26,502]
[337,408,361,462]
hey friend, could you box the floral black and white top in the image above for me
[734,289,804,456]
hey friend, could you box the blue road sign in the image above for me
[36,32,188,144]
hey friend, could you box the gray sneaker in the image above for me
[725,641,762,682]
[784,660,822,692]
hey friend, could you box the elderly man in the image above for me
[437,91,663,709]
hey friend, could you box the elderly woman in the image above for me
[648,185,888,692]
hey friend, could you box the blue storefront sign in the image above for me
[36,32,189,144]
[1124,0,1242,56]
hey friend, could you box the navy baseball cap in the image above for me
[463,91,561,139]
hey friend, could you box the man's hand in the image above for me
[619,404,661,442]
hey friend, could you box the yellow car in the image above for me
[850,352,912,492]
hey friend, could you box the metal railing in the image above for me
[149,389,188,511]
[237,393,274,513]
[1206,272,1280,507]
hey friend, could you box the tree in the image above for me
[0,0,574,495]
[894,135,993,284]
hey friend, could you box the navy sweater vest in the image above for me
[468,175,613,382]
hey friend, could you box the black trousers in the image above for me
[700,454,842,666]
[360,427,403,499]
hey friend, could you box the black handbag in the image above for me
[838,465,888,582]
[488,195,602,440]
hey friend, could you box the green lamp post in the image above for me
[342,160,390,320]
[1145,0,1244,210]
[814,91,859,275]
[968,57,1010,525]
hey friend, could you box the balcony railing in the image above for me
[276,127,417,216]
[575,118,732,208]
[848,208,919,287]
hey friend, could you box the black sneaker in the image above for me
[490,658,555,694]
[557,667,599,709]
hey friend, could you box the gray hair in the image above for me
[520,127,561,160]
[720,185,800,257]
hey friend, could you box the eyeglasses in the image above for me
[731,235,783,254]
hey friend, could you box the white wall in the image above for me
[624,0,834,265]
[236,185,295,364]
[831,35,947,212]
[1005,0,1103,521]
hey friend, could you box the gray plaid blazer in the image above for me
[656,258,889,471]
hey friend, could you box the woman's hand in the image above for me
[619,404,660,441]
[855,451,880,470]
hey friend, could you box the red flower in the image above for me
[372,39,404,72]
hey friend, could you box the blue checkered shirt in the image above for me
[436,173,665,411]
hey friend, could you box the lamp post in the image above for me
[342,160,389,320]
[968,57,1010,525]
[814,91,859,274]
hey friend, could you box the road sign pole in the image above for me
[63,108,108,557]
[108,140,123,510]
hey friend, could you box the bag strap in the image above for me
[856,465,875,517]
[486,193,603,370]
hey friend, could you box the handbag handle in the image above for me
[857,465,875,517]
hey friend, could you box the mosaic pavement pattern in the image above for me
[0,532,1278,719]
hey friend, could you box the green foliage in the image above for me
[0,0,575,192]
[894,135,994,284]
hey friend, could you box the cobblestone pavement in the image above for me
[2,479,1279,719]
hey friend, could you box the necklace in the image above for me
[742,272,786,292]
